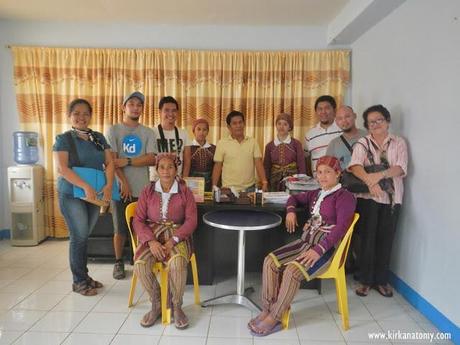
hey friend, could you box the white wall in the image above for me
[351,0,460,325]
[0,19,331,229]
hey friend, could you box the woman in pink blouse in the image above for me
[133,153,197,329]
[349,105,408,298]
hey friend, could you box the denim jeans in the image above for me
[58,193,100,284]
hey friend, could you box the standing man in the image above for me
[152,96,191,178]
[304,95,342,176]
[212,110,268,192]
[107,91,156,279]
[326,105,367,170]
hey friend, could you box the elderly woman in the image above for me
[263,113,306,191]
[133,153,197,329]
[349,105,408,298]
[248,156,356,336]
[185,118,216,191]
[53,98,114,296]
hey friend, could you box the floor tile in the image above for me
[117,311,165,336]
[61,332,114,345]
[208,316,253,338]
[158,335,206,345]
[211,304,253,318]
[254,338,300,345]
[111,334,161,345]
[33,281,72,295]
[12,331,68,345]
[14,293,66,311]
[296,318,343,341]
[30,311,87,332]
[206,337,253,345]
[0,294,28,311]
[0,310,46,331]
[52,293,103,312]
[365,302,410,321]
[163,309,210,337]
[73,312,128,334]
[338,319,389,343]
[0,330,23,345]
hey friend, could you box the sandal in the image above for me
[247,310,270,330]
[374,284,393,298]
[72,282,97,296]
[249,321,283,337]
[140,309,161,328]
[173,307,189,330]
[355,284,370,297]
[86,277,103,289]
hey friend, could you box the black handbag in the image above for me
[340,136,393,193]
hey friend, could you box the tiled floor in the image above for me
[0,240,452,345]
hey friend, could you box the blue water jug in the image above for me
[13,131,39,165]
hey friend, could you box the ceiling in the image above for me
[0,0,349,26]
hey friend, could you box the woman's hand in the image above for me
[148,240,166,261]
[296,249,320,268]
[101,184,112,202]
[119,181,133,202]
[369,184,385,198]
[83,184,97,200]
[285,212,298,233]
[365,172,383,188]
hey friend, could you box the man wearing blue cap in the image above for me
[106,92,156,279]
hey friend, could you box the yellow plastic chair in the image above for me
[125,201,201,325]
[281,213,360,331]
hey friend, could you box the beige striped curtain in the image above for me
[12,46,350,238]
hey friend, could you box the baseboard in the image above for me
[0,229,11,240]
[389,271,459,344]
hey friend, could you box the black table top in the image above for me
[203,209,282,231]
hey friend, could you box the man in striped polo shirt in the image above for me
[304,95,342,176]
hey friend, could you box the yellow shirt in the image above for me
[214,135,262,191]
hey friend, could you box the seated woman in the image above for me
[248,156,356,336]
[263,113,306,191]
[53,98,114,296]
[185,118,216,191]
[133,153,197,329]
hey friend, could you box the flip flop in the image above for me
[140,310,161,328]
[374,285,393,298]
[355,285,370,297]
[250,321,283,337]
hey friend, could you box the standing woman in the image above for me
[53,99,114,296]
[264,113,306,191]
[186,118,216,191]
[349,105,408,297]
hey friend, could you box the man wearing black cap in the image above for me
[106,92,156,279]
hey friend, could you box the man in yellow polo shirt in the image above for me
[212,111,268,192]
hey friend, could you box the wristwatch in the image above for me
[127,157,132,166]
[172,236,180,244]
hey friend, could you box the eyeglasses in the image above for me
[368,118,386,127]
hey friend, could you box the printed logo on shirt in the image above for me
[156,138,184,166]
[122,135,143,157]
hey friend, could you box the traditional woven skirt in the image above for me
[269,216,335,281]
[134,221,192,265]
[270,162,298,191]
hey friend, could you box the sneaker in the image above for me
[113,260,125,280]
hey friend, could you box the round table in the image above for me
[201,209,282,312]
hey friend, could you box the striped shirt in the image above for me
[304,122,342,173]
[348,134,408,205]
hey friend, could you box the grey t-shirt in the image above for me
[106,123,156,197]
[326,129,367,170]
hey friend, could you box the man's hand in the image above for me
[115,158,128,168]
[285,212,298,233]
[101,184,112,202]
[365,172,383,188]
[119,181,133,202]
[369,184,385,198]
[296,249,320,268]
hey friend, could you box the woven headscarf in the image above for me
[316,155,342,173]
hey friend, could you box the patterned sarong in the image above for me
[270,161,298,191]
[269,215,335,281]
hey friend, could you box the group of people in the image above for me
[53,92,408,334]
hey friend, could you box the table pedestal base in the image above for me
[201,287,261,313]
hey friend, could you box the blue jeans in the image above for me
[58,193,100,284]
